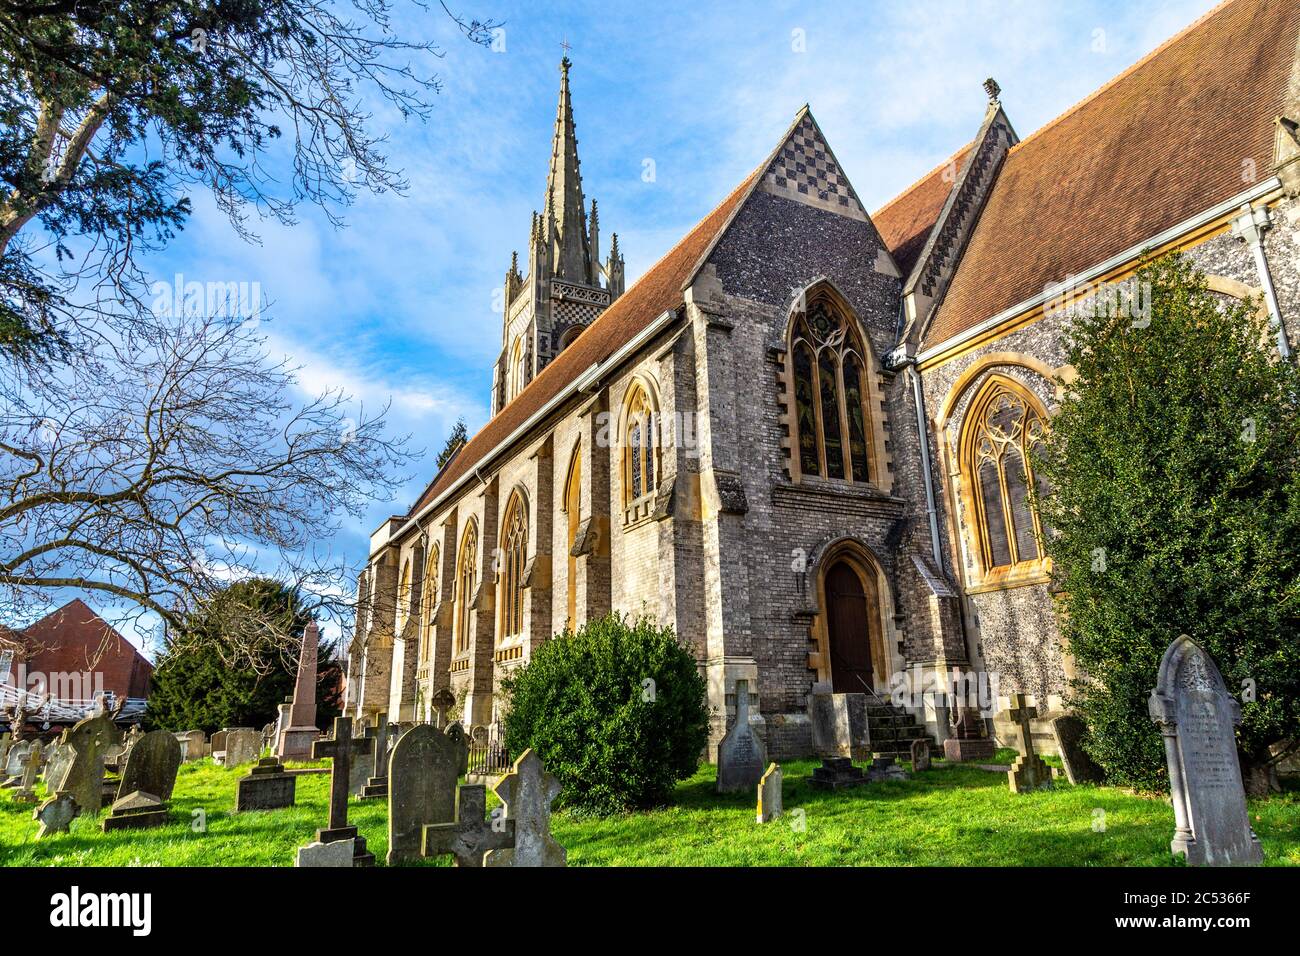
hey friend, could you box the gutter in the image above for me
[905,361,944,567]
[384,308,681,549]
[915,176,1284,366]
[1232,202,1293,360]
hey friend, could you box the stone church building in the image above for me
[345,0,1300,757]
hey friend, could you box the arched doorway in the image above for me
[824,559,877,693]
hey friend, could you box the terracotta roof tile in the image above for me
[872,143,973,279]
[407,165,765,517]
[924,0,1300,351]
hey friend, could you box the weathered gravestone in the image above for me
[943,706,996,762]
[3,739,31,778]
[103,789,169,831]
[116,730,182,802]
[236,757,296,811]
[387,723,468,865]
[484,748,565,867]
[296,838,354,868]
[309,716,375,866]
[431,688,456,730]
[1149,635,1263,866]
[223,728,260,767]
[808,688,868,789]
[757,763,783,824]
[361,714,391,799]
[210,730,229,761]
[422,784,515,867]
[34,792,79,838]
[45,742,74,792]
[278,621,322,760]
[1006,694,1053,794]
[13,744,42,802]
[60,712,119,817]
[1051,714,1105,785]
[0,731,10,769]
[911,738,932,772]
[175,730,206,763]
[716,679,766,794]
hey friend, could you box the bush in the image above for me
[1034,254,1300,794]
[501,613,709,815]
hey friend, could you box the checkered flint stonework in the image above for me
[766,115,856,208]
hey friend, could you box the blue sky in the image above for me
[124,0,1220,654]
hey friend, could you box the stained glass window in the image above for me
[500,493,528,640]
[455,521,477,654]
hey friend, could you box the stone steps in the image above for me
[865,701,940,765]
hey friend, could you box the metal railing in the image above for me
[0,683,147,723]
[466,728,510,777]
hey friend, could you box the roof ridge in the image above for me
[1006,0,1242,157]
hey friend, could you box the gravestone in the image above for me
[116,730,182,802]
[296,838,354,868]
[44,742,73,793]
[1006,694,1053,794]
[102,790,169,831]
[716,680,766,794]
[3,739,30,777]
[224,728,260,767]
[34,792,79,838]
[1149,635,1263,866]
[809,689,871,760]
[387,723,468,865]
[175,730,206,762]
[13,744,42,803]
[867,754,909,781]
[361,714,391,799]
[60,712,119,817]
[484,748,565,867]
[911,738,932,772]
[236,757,297,811]
[422,784,515,867]
[943,707,997,762]
[0,731,10,769]
[431,688,456,730]
[278,621,322,760]
[309,716,375,866]
[210,729,228,756]
[756,763,783,824]
[1051,714,1105,785]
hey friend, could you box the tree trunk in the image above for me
[1239,750,1281,797]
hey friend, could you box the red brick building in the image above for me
[11,599,153,702]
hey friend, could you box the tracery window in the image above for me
[454,521,478,654]
[962,379,1048,576]
[498,492,528,641]
[564,447,582,629]
[790,295,873,483]
[420,544,439,665]
[622,383,659,507]
[396,559,412,634]
[509,336,526,400]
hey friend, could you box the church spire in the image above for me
[545,56,594,285]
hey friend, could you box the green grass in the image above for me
[3,758,1297,866]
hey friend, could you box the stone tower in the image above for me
[492,58,625,415]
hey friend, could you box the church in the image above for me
[344,0,1300,758]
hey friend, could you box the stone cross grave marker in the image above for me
[716,679,766,794]
[34,792,79,838]
[422,784,516,867]
[361,713,390,799]
[484,748,565,867]
[431,688,456,730]
[116,729,182,802]
[1050,715,1105,785]
[13,743,42,803]
[1149,635,1263,866]
[387,723,467,865]
[311,716,375,865]
[756,763,783,824]
[1006,694,1052,794]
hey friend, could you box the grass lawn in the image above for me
[2,756,1298,867]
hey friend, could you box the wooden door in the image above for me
[826,561,874,693]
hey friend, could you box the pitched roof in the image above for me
[872,143,973,279]
[408,164,765,516]
[22,599,150,671]
[924,0,1300,350]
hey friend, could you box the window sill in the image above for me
[622,490,658,529]
[449,655,471,673]
[965,563,1052,595]
[494,643,524,664]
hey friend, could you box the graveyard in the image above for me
[3,748,1298,868]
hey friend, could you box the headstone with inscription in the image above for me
[716,679,766,794]
[387,723,467,865]
[116,730,182,802]
[1149,635,1263,866]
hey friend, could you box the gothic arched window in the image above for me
[420,543,439,665]
[789,294,875,484]
[564,446,582,629]
[622,382,660,512]
[396,559,412,635]
[498,491,528,641]
[455,520,478,654]
[509,336,526,401]
[960,377,1048,579]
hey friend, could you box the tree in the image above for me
[1034,254,1300,795]
[0,0,500,360]
[146,577,340,734]
[502,614,710,815]
[436,416,468,471]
